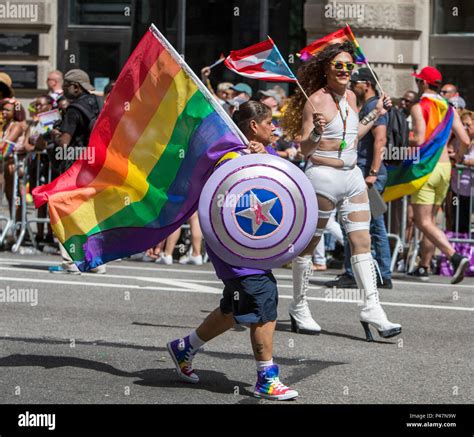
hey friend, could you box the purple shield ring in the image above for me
[199,153,318,269]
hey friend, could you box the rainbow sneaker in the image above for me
[254,364,298,400]
[167,336,199,384]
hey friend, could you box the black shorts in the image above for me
[220,273,278,324]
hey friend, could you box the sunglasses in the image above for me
[440,90,455,95]
[400,98,414,103]
[330,61,355,71]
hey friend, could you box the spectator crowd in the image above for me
[0,60,473,280]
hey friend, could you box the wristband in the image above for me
[361,109,378,126]
[309,129,321,143]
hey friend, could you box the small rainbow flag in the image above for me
[298,24,367,64]
[32,24,247,271]
[1,139,15,158]
[383,94,454,202]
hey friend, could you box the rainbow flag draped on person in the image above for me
[32,24,247,271]
[383,94,454,202]
[298,24,367,63]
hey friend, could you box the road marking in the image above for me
[0,258,473,289]
[0,265,306,291]
[0,275,472,312]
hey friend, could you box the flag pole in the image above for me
[296,81,318,113]
[364,61,385,95]
[149,23,249,146]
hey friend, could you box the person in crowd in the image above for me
[215,82,234,104]
[27,95,58,248]
[46,70,64,108]
[326,67,393,289]
[103,80,116,102]
[47,69,104,274]
[440,83,466,109]
[283,42,401,340]
[256,89,281,116]
[408,67,470,283]
[155,212,203,265]
[167,100,298,401]
[1,98,27,225]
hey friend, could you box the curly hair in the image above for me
[282,41,355,139]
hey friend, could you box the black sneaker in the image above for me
[377,277,393,289]
[410,266,430,281]
[450,253,469,285]
[324,272,358,288]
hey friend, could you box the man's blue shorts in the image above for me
[220,273,278,324]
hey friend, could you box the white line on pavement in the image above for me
[0,275,472,312]
[0,258,472,289]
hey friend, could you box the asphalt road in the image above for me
[0,252,472,404]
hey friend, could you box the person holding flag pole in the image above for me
[283,28,402,340]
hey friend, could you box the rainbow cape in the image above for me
[383,94,454,202]
[298,24,367,63]
[32,24,246,271]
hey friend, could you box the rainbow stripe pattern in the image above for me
[299,24,367,64]
[32,25,246,271]
[1,140,15,158]
[383,94,454,202]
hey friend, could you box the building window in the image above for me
[433,0,474,34]
[69,0,132,26]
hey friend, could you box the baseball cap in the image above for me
[64,69,95,92]
[257,89,282,104]
[231,83,252,97]
[411,66,442,86]
[350,67,378,87]
[449,95,466,109]
[0,72,14,97]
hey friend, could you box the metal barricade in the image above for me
[449,163,474,243]
[0,152,22,247]
[11,150,53,252]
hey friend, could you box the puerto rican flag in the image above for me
[224,37,297,83]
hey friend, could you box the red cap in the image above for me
[411,66,442,86]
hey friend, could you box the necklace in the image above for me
[326,87,349,151]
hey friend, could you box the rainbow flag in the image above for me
[32,24,247,271]
[298,24,367,64]
[383,94,454,202]
[1,139,15,158]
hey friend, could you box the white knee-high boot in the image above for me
[351,253,402,341]
[289,255,321,334]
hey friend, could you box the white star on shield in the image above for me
[235,191,279,235]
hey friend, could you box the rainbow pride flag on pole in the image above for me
[298,24,367,64]
[32,24,247,271]
[383,94,454,202]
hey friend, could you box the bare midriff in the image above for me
[309,137,359,169]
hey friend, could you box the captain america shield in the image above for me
[198,153,318,269]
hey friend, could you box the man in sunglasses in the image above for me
[440,84,466,109]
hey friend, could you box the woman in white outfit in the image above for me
[283,41,401,341]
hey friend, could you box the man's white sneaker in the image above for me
[179,254,203,265]
[155,254,173,265]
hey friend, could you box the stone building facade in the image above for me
[304,0,474,103]
[0,0,58,99]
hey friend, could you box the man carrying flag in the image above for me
[393,66,470,283]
